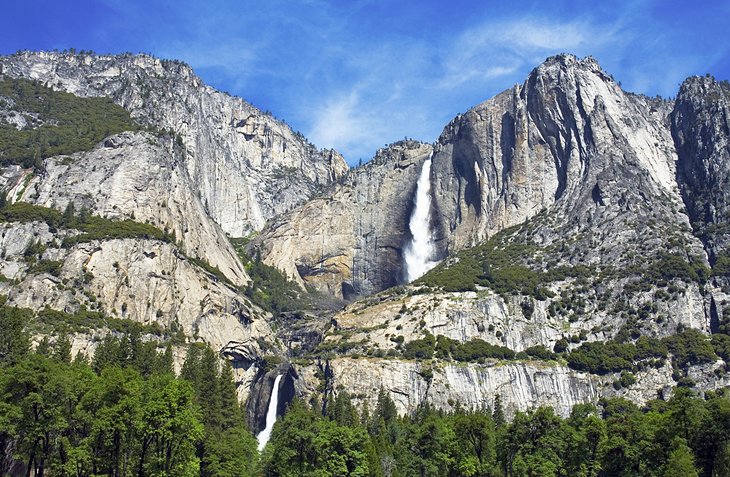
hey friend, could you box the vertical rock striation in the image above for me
[673,75,730,261]
[0,51,348,236]
[431,54,682,251]
[253,141,434,298]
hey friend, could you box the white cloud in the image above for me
[502,20,592,50]
[437,16,623,90]
[308,90,389,161]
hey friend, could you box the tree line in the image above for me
[3,299,730,476]
[0,307,257,477]
[266,387,730,477]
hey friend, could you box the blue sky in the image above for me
[3,0,730,164]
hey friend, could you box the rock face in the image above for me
[7,132,248,286]
[245,364,298,434]
[673,75,730,262]
[3,51,730,422]
[253,141,433,298]
[259,56,701,300]
[431,55,680,250]
[0,132,277,404]
[0,51,348,236]
[270,54,730,416]
[318,282,707,360]
[295,357,728,419]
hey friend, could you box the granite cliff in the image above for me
[258,55,730,416]
[0,51,348,236]
[2,51,730,424]
[251,140,433,298]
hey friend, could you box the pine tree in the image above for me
[218,360,241,428]
[180,343,202,386]
[36,336,51,357]
[370,387,397,434]
[53,333,72,364]
[198,346,222,429]
[62,201,75,226]
[73,350,89,366]
[0,305,31,365]
[493,394,506,427]
[92,335,123,373]
[156,343,174,375]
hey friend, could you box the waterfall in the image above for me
[256,374,282,452]
[404,157,438,282]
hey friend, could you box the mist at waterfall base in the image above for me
[256,374,282,452]
[404,157,439,282]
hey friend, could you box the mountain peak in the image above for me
[538,53,603,72]
[526,53,616,92]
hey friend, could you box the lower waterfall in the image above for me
[404,157,438,282]
[256,374,282,451]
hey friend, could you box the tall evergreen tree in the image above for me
[53,333,72,364]
[0,305,31,365]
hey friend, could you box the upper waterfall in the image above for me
[404,157,438,282]
[256,374,282,452]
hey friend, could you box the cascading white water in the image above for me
[256,374,282,451]
[404,157,438,282]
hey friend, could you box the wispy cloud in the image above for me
[436,16,625,90]
[308,91,381,156]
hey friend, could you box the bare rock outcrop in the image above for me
[0,51,348,236]
[254,141,433,298]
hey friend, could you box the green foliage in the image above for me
[0,200,63,225]
[416,225,587,298]
[4,333,730,477]
[435,334,458,359]
[0,304,31,365]
[26,259,63,276]
[91,330,173,377]
[231,239,316,314]
[61,215,169,246]
[431,334,517,362]
[567,328,718,380]
[1,200,225,288]
[180,344,258,475]
[0,333,259,476]
[645,252,710,285]
[52,333,72,364]
[186,255,233,287]
[619,371,637,388]
[0,76,139,169]
[553,337,569,354]
[260,387,730,477]
[567,335,667,375]
[524,344,558,361]
[712,333,730,363]
[0,200,171,246]
[34,305,164,336]
[418,219,708,307]
[0,351,205,476]
[521,299,535,319]
[263,398,373,477]
[402,332,436,360]
[713,252,730,277]
[663,328,717,370]
[260,354,284,372]
[451,338,515,362]
[663,437,700,477]
[418,253,481,292]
